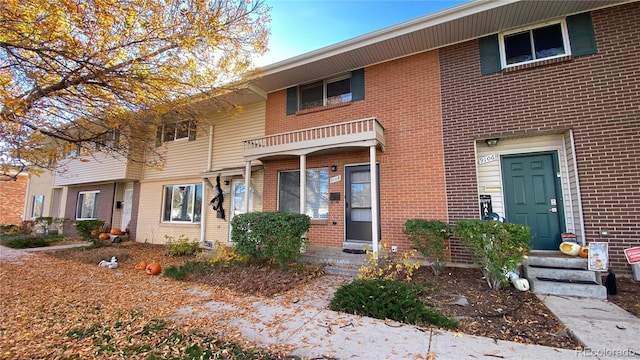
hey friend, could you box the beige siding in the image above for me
[143,130,211,180]
[202,170,264,246]
[476,134,576,233]
[211,103,265,171]
[54,153,138,186]
[25,171,57,218]
[564,131,584,243]
[136,178,203,244]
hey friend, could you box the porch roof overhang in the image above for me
[246,0,632,93]
[242,117,385,162]
[200,165,264,178]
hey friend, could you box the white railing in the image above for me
[243,117,384,157]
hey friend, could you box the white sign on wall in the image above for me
[479,153,497,165]
[330,175,341,184]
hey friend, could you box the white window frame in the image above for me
[162,183,203,223]
[499,20,571,69]
[277,168,329,220]
[299,74,352,111]
[31,195,44,219]
[76,191,99,220]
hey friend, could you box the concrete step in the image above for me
[525,265,600,283]
[299,251,368,267]
[524,256,588,269]
[325,265,360,277]
[529,278,607,299]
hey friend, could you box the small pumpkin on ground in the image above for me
[110,228,122,235]
[145,263,162,275]
[98,232,110,241]
[560,241,580,256]
[134,261,147,270]
[578,246,589,258]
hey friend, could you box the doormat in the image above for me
[343,249,366,254]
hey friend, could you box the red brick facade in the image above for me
[263,51,447,253]
[0,173,28,225]
[64,183,116,238]
[439,3,640,274]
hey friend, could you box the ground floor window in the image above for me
[76,191,99,220]
[162,184,202,223]
[278,168,329,219]
[31,195,44,219]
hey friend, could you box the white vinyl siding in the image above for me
[211,103,265,170]
[53,152,143,186]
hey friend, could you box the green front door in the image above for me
[502,152,564,250]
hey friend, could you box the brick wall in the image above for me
[264,50,447,253]
[0,173,28,225]
[439,3,640,273]
[64,183,116,237]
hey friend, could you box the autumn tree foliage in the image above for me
[0,0,270,180]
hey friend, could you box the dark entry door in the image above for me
[345,165,379,243]
[502,152,564,250]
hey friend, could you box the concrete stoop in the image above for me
[300,246,368,277]
[524,255,608,299]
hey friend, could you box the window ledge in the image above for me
[296,101,351,115]
[503,55,573,73]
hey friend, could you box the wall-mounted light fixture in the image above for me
[485,138,499,147]
[224,180,230,186]
[330,165,337,172]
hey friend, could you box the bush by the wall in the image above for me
[404,219,450,275]
[231,212,310,270]
[74,220,106,240]
[454,219,531,289]
[164,235,201,256]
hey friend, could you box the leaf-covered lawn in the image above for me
[0,243,308,359]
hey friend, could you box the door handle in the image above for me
[549,208,557,213]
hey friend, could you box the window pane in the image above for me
[164,123,176,141]
[299,81,323,110]
[533,24,565,59]
[306,169,329,219]
[163,187,172,221]
[77,192,98,219]
[351,183,371,208]
[176,121,190,139]
[352,208,372,222]
[327,78,352,105]
[171,186,192,221]
[278,171,300,213]
[32,195,44,218]
[193,184,202,222]
[504,31,533,65]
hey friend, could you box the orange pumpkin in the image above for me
[90,230,99,238]
[578,246,589,258]
[98,232,111,240]
[145,263,162,275]
[134,261,147,270]
[110,228,122,235]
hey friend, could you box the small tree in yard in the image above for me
[404,219,450,276]
[454,219,531,289]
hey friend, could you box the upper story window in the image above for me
[299,76,352,111]
[479,12,596,75]
[501,21,569,67]
[156,120,197,146]
[286,68,364,115]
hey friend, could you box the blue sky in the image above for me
[255,0,467,66]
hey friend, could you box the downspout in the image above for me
[300,155,306,216]
[201,125,214,244]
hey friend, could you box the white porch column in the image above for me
[370,145,379,258]
[300,154,306,215]
[244,161,251,213]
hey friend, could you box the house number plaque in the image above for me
[479,154,497,165]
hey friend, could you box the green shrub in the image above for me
[231,212,310,270]
[75,220,106,240]
[454,219,531,289]
[329,278,457,329]
[3,236,51,249]
[164,235,200,256]
[164,260,213,280]
[404,219,450,276]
